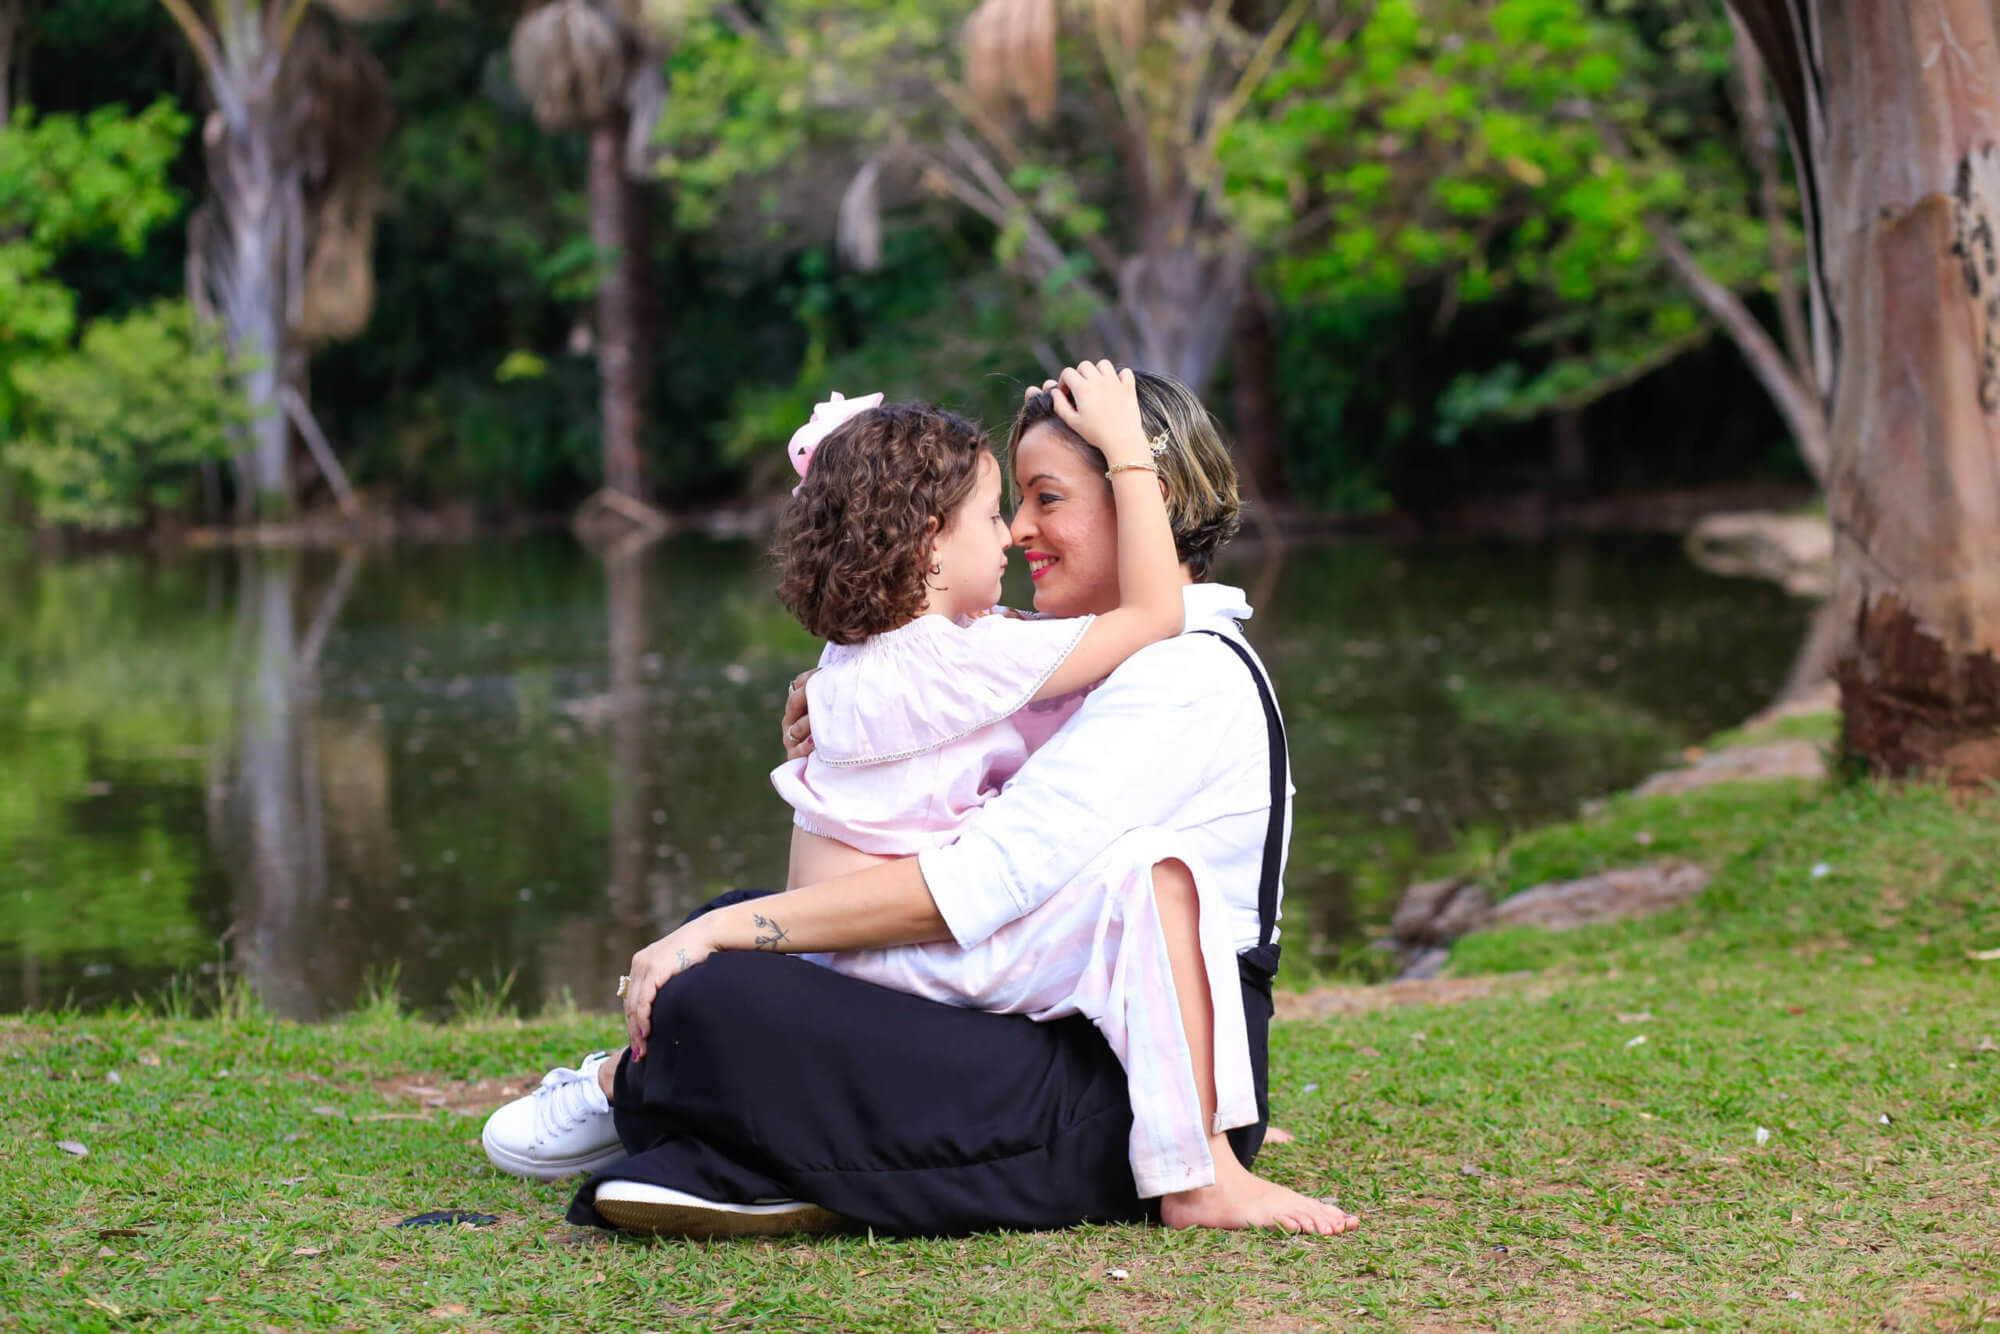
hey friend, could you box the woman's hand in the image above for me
[1053,361,1147,466]
[782,669,817,760]
[623,918,721,1060]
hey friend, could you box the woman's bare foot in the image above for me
[1161,1159,1358,1235]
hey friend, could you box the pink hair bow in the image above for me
[788,391,885,494]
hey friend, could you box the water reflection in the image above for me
[0,534,1811,1016]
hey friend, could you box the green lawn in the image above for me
[5,760,1999,1331]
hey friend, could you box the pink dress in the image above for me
[770,612,1257,1198]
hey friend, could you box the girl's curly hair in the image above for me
[775,402,993,645]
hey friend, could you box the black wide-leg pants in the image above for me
[566,891,1274,1236]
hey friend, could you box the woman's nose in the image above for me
[1009,509,1035,546]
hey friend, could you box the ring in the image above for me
[616,975,630,998]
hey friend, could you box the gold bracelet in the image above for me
[1105,462,1160,479]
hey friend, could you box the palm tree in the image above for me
[510,0,669,510]
[159,0,391,521]
[1724,0,2000,782]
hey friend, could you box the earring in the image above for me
[930,561,942,575]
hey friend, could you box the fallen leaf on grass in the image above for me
[356,1113,431,1123]
[291,1247,322,1257]
[1969,948,2000,963]
[1616,1011,1652,1024]
[310,1106,341,1117]
[1460,1164,1484,1178]
[105,1071,122,1086]
[57,1140,88,1157]
[278,1176,309,1186]
[84,1298,122,1315]
[427,1304,468,1317]
[95,1247,116,1259]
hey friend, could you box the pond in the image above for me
[0,533,1811,1018]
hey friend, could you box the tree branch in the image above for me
[157,0,227,82]
[1730,9,1812,382]
[1191,0,1307,197]
[1648,217,1829,486]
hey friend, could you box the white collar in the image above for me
[1183,582,1253,633]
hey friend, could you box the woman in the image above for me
[482,378,1356,1237]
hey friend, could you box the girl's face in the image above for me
[1009,424,1122,617]
[928,452,1011,618]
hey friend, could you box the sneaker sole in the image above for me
[595,1192,845,1239]
[481,1126,628,1182]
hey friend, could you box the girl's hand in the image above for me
[1053,361,1147,466]
[782,669,816,760]
[623,920,720,1059]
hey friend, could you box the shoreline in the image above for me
[16,479,1815,555]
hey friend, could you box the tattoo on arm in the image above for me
[675,948,689,974]
[751,913,791,951]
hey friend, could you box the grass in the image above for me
[4,718,1998,1330]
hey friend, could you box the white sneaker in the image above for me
[481,1051,625,1181]
[593,1180,844,1238]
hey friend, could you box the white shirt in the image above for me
[917,583,1292,953]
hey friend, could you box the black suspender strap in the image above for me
[1195,630,1288,953]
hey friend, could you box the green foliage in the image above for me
[1227,0,1798,435]
[5,300,242,529]
[0,99,188,398]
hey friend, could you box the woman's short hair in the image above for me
[1006,369,1242,580]
[774,402,992,645]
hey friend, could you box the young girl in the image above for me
[749,362,1266,1210]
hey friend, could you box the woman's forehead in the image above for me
[1010,425,1082,485]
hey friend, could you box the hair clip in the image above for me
[1148,430,1171,457]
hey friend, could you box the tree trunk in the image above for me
[1229,286,1289,502]
[1727,0,2000,784]
[225,139,294,521]
[590,111,651,502]
[175,6,306,523]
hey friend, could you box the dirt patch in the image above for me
[1634,742,1827,795]
[364,1072,536,1115]
[1275,972,1548,1021]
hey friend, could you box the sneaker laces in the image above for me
[531,1057,610,1139]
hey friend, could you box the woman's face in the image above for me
[1009,424,1121,617]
